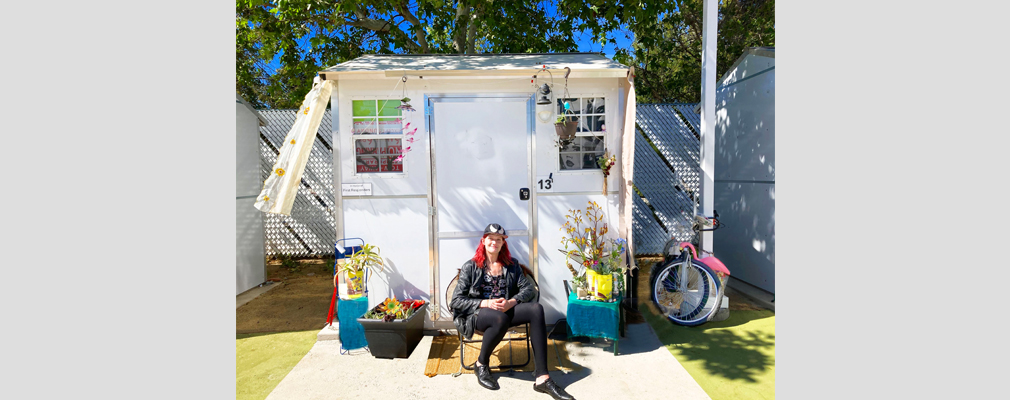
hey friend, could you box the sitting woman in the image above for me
[449,223,575,400]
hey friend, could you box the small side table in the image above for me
[565,281,625,355]
[337,296,369,354]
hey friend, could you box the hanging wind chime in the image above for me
[395,75,417,163]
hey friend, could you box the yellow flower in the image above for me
[275,168,285,176]
[290,139,296,144]
[303,107,310,115]
[263,196,270,201]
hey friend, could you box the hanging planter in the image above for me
[555,110,578,147]
[553,68,577,148]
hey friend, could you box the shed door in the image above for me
[429,95,532,320]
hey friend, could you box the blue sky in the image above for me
[573,24,634,58]
[260,11,635,74]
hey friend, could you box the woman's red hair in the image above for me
[472,234,512,268]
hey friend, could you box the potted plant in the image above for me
[559,201,630,302]
[554,113,578,147]
[334,243,384,299]
[357,297,428,359]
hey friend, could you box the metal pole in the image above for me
[699,0,717,255]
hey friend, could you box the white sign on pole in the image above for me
[341,183,372,196]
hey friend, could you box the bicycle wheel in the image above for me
[651,257,722,326]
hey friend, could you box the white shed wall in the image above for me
[535,194,619,323]
[237,99,266,295]
[332,76,629,324]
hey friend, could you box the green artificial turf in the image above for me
[236,330,319,400]
[643,308,775,400]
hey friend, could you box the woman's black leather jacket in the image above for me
[449,257,537,340]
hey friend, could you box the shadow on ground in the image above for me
[633,257,775,386]
[643,307,774,383]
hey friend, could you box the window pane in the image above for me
[557,98,579,116]
[560,139,581,152]
[378,99,401,117]
[379,156,403,172]
[378,139,402,155]
[560,153,581,170]
[353,119,377,134]
[354,138,404,174]
[583,151,604,169]
[581,136,602,152]
[377,118,402,134]
[355,139,380,155]
[589,97,605,114]
[352,100,376,117]
[356,155,381,173]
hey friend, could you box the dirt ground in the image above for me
[236,256,769,335]
[236,258,337,334]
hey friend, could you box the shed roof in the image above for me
[722,47,774,79]
[236,95,267,126]
[320,52,629,79]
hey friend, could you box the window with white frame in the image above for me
[557,97,606,170]
[352,99,404,174]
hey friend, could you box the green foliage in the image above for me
[624,0,776,103]
[559,200,627,277]
[275,254,299,270]
[339,243,385,275]
[236,0,774,108]
[363,298,425,321]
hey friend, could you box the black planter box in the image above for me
[357,303,427,359]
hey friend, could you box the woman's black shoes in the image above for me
[475,364,499,390]
[533,378,575,400]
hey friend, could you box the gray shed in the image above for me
[713,47,775,294]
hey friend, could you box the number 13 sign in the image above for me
[536,173,554,193]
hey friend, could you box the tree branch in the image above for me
[466,6,482,54]
[345,2,421,52]
[453,2,470,53]
[394,1,429,53]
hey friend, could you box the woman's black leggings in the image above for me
[473,302,548,377]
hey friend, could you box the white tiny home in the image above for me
[237,96,267,295]
[319,53,634,328]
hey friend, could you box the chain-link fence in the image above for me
[258,109,336,257]
[632,103,701,256]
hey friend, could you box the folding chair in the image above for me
[445,266,539,371]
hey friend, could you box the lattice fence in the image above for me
[258,109,336,257]
[632,103,701,256]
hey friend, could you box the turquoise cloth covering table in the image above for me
[566,289,624,355]
[337,297,369,353]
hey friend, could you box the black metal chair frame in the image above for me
[445,269,539,371]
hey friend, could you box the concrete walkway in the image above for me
[237,281,279,308]
[265,322,710,400]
